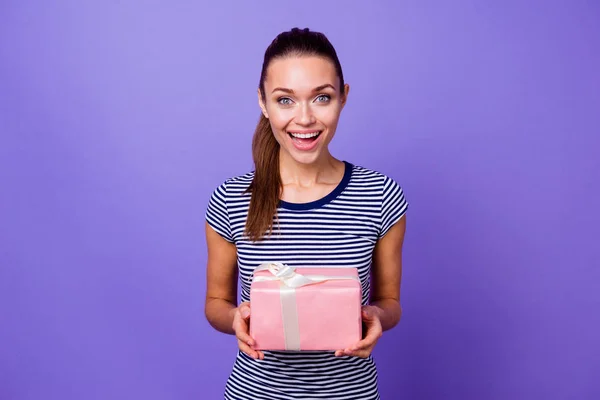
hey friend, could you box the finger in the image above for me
[349,330,381,352]
[355,323,382,350]
[236,332,255,347]
[352,332,377,350]
[257,350,265,360]
[238,340,259,359]
[353,349,371,358]
[234,322,255,347]
[352,331,379,351]
[351,335,378,352]
[343,348,371,358]
[363,310,382,329]
[334,350,345,357]
[361,306,381,322]
[239,303,251,319]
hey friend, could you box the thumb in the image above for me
[362,307,376,321]
[240,306,251,319]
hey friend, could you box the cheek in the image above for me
[267,109,294,131]
[315,106,342,127]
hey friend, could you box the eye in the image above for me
[277,97,293,105]
[315,94,331,103]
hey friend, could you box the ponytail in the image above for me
[245,27,345,241]
[245,114,281,241]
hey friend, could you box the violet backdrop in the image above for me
[1,1,599,399]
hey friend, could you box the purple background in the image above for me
[1,1,599,399]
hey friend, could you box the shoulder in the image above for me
[348,162,403,190]
[348,161,408,209]
[210,171,255,197]
[347,163,409,236]
[205,171,254,231]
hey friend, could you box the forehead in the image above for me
[264,56,339,91]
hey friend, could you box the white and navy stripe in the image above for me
[206,161,408,400]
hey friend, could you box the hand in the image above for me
[335,305,383,358]
[232,302,264,360]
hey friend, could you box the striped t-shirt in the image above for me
[205,161,408,400]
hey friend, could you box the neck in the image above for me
[279,150,343,187]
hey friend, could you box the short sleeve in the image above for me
[205,181,234,243]
[379,176,409,238]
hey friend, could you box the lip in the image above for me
[288,130,323,152]
[287,130,322,134]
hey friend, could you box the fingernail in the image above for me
[241,310,250,318]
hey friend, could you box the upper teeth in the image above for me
[290,131,320,139]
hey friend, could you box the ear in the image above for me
[340,83,350,108]
[258,88,269,119]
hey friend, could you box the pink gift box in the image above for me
[249,263,362,351]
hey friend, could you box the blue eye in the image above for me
[315,94,331,102]
[278,97,293,105]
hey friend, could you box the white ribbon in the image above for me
[252,262,359,350]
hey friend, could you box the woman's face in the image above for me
[259,56,349,166]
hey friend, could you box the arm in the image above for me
[204,221,264,359]
[204,221,238,335]
[369,214,407,331]
[336,215,406,357]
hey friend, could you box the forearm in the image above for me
[370,298,402,331]
[205,297,238,335]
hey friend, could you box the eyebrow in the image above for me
[271,84,336,94]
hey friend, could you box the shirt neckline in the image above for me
[278,161,353,211]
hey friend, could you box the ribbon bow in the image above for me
[264,262,295,279]
[253,262,325,288]
[252,262,359,288]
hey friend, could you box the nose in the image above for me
[296,103,316,126]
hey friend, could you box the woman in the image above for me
[205,28,408,400]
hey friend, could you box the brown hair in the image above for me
[244,28,346,241]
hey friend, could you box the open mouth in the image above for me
[287,131,322,142]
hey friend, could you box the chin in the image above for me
[286,149,324,166]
